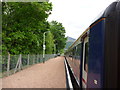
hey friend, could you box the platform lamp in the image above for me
[43,31,50,63]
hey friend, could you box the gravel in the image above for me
[2,56,66,88]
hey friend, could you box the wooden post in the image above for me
[32,55,34,64]
[20,54,22,69]
[37,54,39,63]
[34,55,35,64]
[14,55,20,73]
[27,54,29,66]
[33,55,35,64]
[7,52,10,76]
[18,54,22,71]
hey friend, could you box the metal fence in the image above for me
[1,54,55,78]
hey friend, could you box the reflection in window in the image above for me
[84,42,89,72]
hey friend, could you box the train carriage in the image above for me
[65,0,120,88]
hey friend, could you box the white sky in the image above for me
[47,0,116,39]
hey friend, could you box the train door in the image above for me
[82,37,89,88]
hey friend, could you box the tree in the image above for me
[2,2,52,55]
[45,32,54,54]
[49,21,67,54]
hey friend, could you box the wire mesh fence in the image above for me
[1,54,55,78]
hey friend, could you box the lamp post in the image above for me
[43,31,50,63]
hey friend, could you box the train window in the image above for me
[84,42,89,72]
[74,46,76,59]
[73,47,75,57]
[77,43,82,56]
[75,43,81,60]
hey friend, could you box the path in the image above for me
[2,56,66,88]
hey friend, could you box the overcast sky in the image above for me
[47,0,116,39]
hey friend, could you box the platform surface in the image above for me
[2,56,66,88]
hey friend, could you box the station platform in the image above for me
[2,56,66,88]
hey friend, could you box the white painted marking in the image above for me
[67,60,80,87]
[94,80,98,85]
[64,60,73,88]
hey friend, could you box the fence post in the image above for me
[37,54,39,63]
[18,54,22,71]
[27,54,29,66]
[33,55,35,64]
[7,52,10,76]
[34,55,36,64]
[14,55,20,73]
[20,54,22,69]
[35,55,36,64]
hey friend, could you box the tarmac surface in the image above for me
[2,56,66,88]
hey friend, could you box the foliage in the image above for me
[49,21,67,54]
[2,2,52,55]
[45,32,54,54]
[2,2,66,56]
[1,2,67,74]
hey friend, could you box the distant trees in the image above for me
[45,32,54,54]
[49,21,67,54]
[2,2,66,55]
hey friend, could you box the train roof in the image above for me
[91,0,120,27]
[66,0,120,51]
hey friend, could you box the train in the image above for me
[64,0,120,88]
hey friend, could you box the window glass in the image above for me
[84,42,89,72]
[76,43,82,56]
